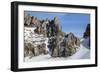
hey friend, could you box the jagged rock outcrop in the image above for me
[48,33,80,57]
[24,14,80,58]
[64,33,80,56]
[24,14,41,27]
[24,14,32,26]
[24,15,62,37]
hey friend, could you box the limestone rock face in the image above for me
[64,33,80,56]
[24,27,48,58]
[24,42,48,58]
[31,16,41,27]
[54,16,60,25]
[24,15,41,27]
[24,15,80,58]
[48,33,80,57]
[24,14,32,26]
[24,43,39,58]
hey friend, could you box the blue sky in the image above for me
[25,11,90,38]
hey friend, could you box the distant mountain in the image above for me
[83,24,90,38]
[83,24,90,49]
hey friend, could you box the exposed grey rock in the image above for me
[24,42,48,58]
[24,14,32,26]
[54,16,59,25]
[24,43,38,58]
[24,15,80,58]
[49,33,80,57]
[64,33,80,55]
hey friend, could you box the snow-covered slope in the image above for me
[81,37,90,49]
[24,44,90,62]
[68,44,90,59]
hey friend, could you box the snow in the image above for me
[68,44,90,59]
[24,27,90,62]
[24,44,90,62]
[24,27,48,45]
[81,37,90,49]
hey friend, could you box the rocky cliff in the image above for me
[24,14,80,58]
